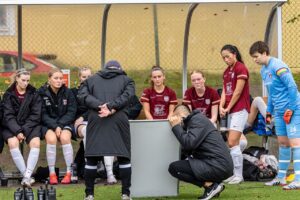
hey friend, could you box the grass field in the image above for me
[0,181,299,200]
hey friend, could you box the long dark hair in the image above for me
[221,44,244,64]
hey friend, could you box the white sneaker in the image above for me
[223,175,234,183]
[121,194,132,200]
[84,195,94,200]
[29,177,35,185]
[282,181,300,190]
[21,177,32,187]
[265,177,286,186]
[228,176,243,184]
[107,175,117,185]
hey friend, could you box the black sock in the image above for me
[118,157,132,196]
[85,157,99,196]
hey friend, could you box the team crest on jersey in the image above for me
[164,96,169,102]
[63,99,68,105]
[205,99,210,105]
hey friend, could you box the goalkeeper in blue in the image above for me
[249,41,300,190]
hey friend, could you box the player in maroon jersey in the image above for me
[219,44,250,184]
[183,70,220,127]
[140,66,177,119]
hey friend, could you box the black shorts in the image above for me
[2,126,41,144]
[40,124,76,141]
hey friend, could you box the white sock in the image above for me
[239,139,248,152]
[10,148,26,175]
[62,143,73,173]
[81,126,87,149]
[46,144,56,174]
[104,156,114,177]
[230,145,243,178]
[24,148,40,178]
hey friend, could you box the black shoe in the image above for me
[198,183,224,200]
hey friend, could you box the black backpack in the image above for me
[242,146,277,181]
[127,95,142,120]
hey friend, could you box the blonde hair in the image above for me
[48,68,63,78]
[190,70,205,78]
[78,66,92,77]
[13,68,30,82]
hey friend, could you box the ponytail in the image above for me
[221,44,244,64]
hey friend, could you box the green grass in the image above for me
[0,182,299,200]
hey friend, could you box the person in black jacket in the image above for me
[78,60,135,200]
[38,68,77,185]
[2,69,42,187]
[168,104,233,200]
[72,66,117,184]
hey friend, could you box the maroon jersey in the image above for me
[140,86,177,119]
[223,61,250,113]
[183,86,220,118]
[15,88,26,103]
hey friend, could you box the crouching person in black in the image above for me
[2,69,41,187]
[168,105,233,200]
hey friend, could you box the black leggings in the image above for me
[168,160,204,187]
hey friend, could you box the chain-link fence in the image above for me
[282,0,300,70]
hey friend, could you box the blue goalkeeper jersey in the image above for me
[261,57,300,115]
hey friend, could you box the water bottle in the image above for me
[71,163,78,184]
[14,188,23,200]
[25,188,34,200]
[45,181,49,200]
[48,186,56,200]
[219,114,228,132]
[38,186,45,200]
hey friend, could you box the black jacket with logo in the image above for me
[38,84,77,130]
[2,83,42,137]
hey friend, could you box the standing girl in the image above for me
[219,45,250,184]
[250,41,300,189]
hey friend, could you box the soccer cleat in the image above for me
[21,177,32,187]
[198,183,224,200]
[61,172,71,184]
[265,177,286,186]
[228,176,243,184]
[84,195,94,200]
[121,194,132,200]
[282,181,300,190]
[49,173,58,185]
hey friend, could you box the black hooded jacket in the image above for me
[78,69,135,158]
[2,83,42,137]
[172,110,233,181]
[71,86,89,121]
[38,84,77,130]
